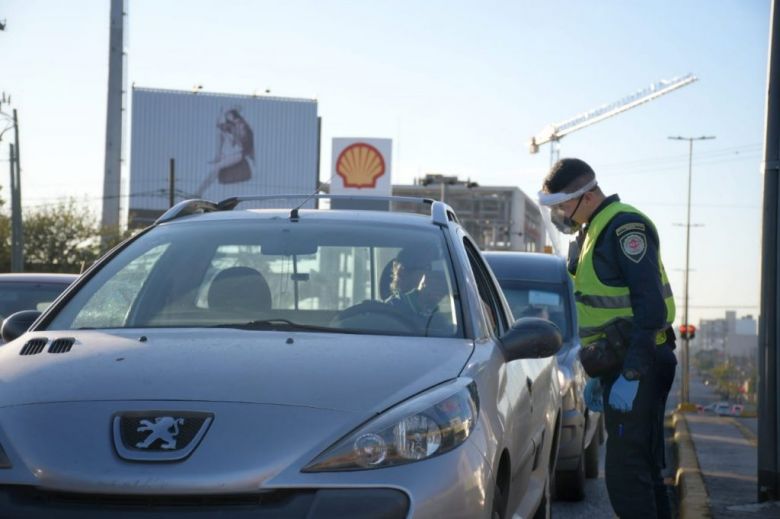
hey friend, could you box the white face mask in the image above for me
[538,179,597,234]
[549,197,583,234]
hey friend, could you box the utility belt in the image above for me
[578,319,675,378]
[578,318,632,378]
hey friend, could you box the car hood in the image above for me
[0,329,474,413]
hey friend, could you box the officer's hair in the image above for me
[543,158,596,194]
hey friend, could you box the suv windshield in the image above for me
[46,218,462,338]
[497,281,572,342]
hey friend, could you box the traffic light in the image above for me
[678,324,697,340]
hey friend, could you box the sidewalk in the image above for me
[674,412,780,518]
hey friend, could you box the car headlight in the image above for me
[303,378,479,472]
[557,365,572,396]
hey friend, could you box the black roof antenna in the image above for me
[289,173,336,221]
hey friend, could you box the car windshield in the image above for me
[0,281,72,321]
[495,281,572,342]
[45,218,463,338]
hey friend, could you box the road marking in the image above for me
[729,418,757,448]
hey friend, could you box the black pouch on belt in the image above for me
[578,318,633,378]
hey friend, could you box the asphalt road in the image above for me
[551,441,613,517]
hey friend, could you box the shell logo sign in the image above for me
[336,143,386,188]
[330,138,392,197]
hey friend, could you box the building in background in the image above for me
[392,174,544,252]
[128,87,319,227]
[698,310,758,359]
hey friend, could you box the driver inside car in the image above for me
[385,250,450,333]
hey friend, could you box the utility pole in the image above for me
[11,109,22,272]
[1,94,24,272]
[101,0,128,233]
[668,135,715,408]
[169,158,175,208]
[759,0,780,502]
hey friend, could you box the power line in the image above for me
[594,143,762,170]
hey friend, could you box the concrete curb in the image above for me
[672,412,712,519]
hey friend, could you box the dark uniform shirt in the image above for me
[568,194,670,376]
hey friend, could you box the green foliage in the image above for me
[0,196,140,274]
[22,200,101,273]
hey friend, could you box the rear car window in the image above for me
[497,281,572,341]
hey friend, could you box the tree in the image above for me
[22,199,102,273]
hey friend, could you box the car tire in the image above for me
[490,475,507,519]
[584,426,600,479]
[555,444,586,501]
[533,471,552,519]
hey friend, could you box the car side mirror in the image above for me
[1,310,42,343]
[500,317,562,361]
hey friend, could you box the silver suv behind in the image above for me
[0,196,562,518]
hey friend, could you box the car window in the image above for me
[497,281,572,341]
[0,282,73,321]
[69,244,169,329]
[47,219,462,338]
[463,240,508,337]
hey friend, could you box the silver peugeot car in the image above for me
[0,196,562,518]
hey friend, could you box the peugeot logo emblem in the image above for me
[113,411,213,462]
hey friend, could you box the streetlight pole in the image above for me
[668,135,715,408]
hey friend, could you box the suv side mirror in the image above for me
[1,310,42,343]
[500,317,562,361]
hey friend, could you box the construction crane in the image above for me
[528,73,698,166]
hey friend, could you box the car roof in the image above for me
[0,273,78,284]
[161,208,441,228]
[483,251,568,284]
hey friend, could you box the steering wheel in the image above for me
[332,300,420,333]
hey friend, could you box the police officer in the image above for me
[538,158,677,519]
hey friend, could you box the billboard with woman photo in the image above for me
[129,87,319,226]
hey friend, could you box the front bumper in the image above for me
[0,399,495,519]
[0,487,409,519]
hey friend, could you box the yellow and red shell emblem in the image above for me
[336,143,386,188]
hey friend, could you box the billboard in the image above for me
[129,87,319,226]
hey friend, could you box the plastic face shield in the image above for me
[537,179,598,207]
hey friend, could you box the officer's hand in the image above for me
[608,375,639,412]
[584,378,604,413]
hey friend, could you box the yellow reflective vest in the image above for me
[573,201,675,346]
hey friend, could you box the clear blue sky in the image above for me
[0,0,771,325]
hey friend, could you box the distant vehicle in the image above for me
[0,273,77,341]
[704,401,733,416]
[730,404,745,416]
[484,251,603,502]
[0,196,563,519]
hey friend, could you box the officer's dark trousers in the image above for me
[603,342,677,519]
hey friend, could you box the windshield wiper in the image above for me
[211,319,347,333]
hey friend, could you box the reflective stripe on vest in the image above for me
[574,283,674,309]
[573,201,676,346]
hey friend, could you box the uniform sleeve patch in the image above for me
[616,222,646,236]
[620,232,647,263]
